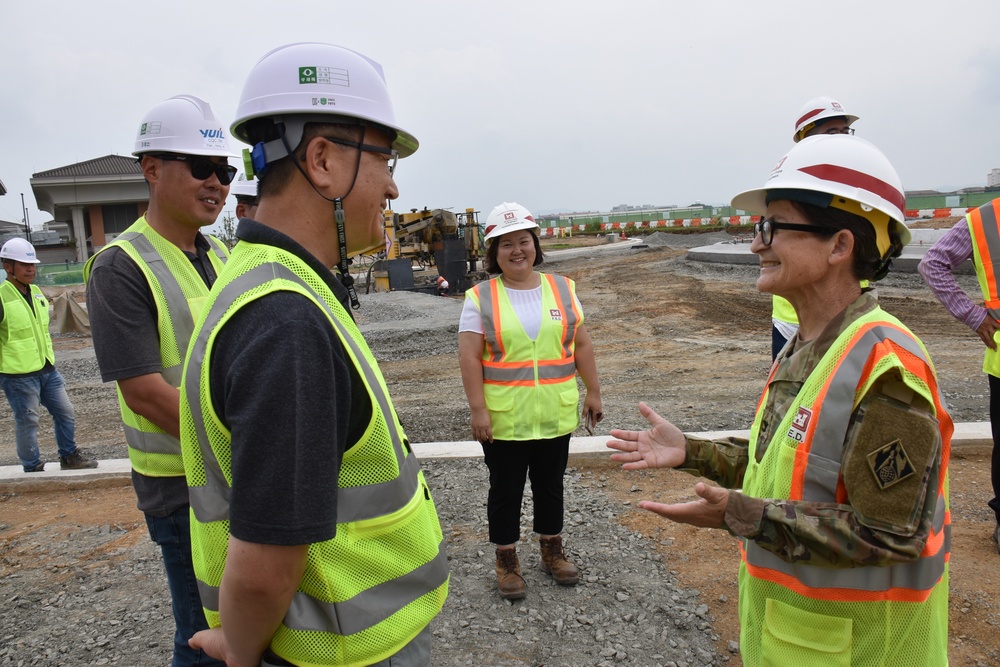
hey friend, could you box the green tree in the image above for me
[218,213,238,249]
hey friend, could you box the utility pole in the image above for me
[19,193,31,243]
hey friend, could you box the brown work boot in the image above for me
[494,547,526,600]
[539,535,580,585]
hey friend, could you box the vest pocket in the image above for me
[760,598,852,666]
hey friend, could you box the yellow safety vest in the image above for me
[739,307,951,666]
[772,295,798,326]
[0,282,53,374]
[84,215,228,477]
[965,198,1000,376]
[181,240,448,667]
[467,273,581,440]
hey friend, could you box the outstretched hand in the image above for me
[606,402,686,470]
[638,482,729,529]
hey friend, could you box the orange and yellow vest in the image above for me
[467,273,582,440]
[0,281,53,374]
[739,306,951,666]
[965,198,1000,376]
[84,215,228,477]
[180,240,448,667]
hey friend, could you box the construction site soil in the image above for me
[1,228,998,666]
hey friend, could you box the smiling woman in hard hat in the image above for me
[608,136,951,665]
[459,202,603,601]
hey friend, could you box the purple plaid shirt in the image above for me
[917,220,988,331]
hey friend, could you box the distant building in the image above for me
[989,168,1000,188]
[30,155,148,263]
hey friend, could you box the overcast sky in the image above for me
[1,0,998,230]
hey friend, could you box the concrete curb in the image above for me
[2,423,991,494]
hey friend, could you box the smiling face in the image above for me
[751,200,834,300]
[145,154,230,231]
[495,228,538,281]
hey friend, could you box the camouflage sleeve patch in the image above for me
[842,391,940,536]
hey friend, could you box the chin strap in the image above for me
[334,198,360,309]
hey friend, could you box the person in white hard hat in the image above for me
[230,172,259,220]
[84,94,233,667]
[459,202,603,601]
[178,43,447,667]
[770,97,863,360]
[0,238,97,473]
[609,136,950,665]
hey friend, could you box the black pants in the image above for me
[988,374,1000,524]
[481,434,571,545]
[771,324,789,362]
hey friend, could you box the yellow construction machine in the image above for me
[368,207,486,294]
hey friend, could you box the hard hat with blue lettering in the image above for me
[732,135,910,263]
[792,96,859,143]
[0,238,40,264]
[133,95,237,158]
[484,202,539,242]
[231,42,418,176]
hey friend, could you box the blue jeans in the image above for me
[145,506,225,667]
[0,367,77,470]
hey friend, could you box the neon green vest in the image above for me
[467,273,581,440]
[181,241,448,667]
[738,307,950,666]
[84,215,228,477]
[0,282,54,374]
[966,200,1000,376]
[771,295,798,325]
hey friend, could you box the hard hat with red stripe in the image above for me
[484,202,539,242]
[793,96,859,143]
[731,134,910,259]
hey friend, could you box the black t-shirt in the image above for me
[86,232,219,516]
[206,219,372,546]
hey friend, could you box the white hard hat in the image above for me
[0,238,40,264]
[732,135,910,257]
[230,172,258,199]
[133,95,237,157]
[484,202,539,242]
[231,42,418,175]
[792,96,859,143]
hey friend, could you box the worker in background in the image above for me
[919,198,1000,553]
[609,136,950,665]
[0,238,96,473]
[231,172,259,220]
[770,96,860,360]
[181,42,448,667]
[84,94,233,667]
[459,202,603,600]
[436,274,450,296]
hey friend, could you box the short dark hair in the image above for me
[484,228,544,274]
[787,200,902,281]
[246,120,364,198]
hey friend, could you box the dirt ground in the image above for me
[2,229,998,665]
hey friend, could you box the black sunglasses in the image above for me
[320,136,399,177]
[752,219,833,247]
[152,154,238,185]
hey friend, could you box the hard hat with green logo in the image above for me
[231,42,418,176]
[133,95,237,158]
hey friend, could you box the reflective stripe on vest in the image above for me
[966,199,1000,376]
[0,282,53,374]
[84,218,227,477]
[184,260,447,643]
[743,313,951,600]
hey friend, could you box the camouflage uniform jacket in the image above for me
[681,290,945,567]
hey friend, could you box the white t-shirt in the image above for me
[459,281,583,341]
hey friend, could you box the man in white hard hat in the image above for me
[770,97,861,359]
[0,238,97,472]
[84,94,233,667]
[230,172,259,220]
[179,42,448,667]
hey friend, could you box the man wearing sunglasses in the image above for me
[84,94,233,667]
[180,43,447,667]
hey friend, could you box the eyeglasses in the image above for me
[752,219,832,247]
[824,126,855,136]
[152,154,238,185]
[320,136,399,177]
